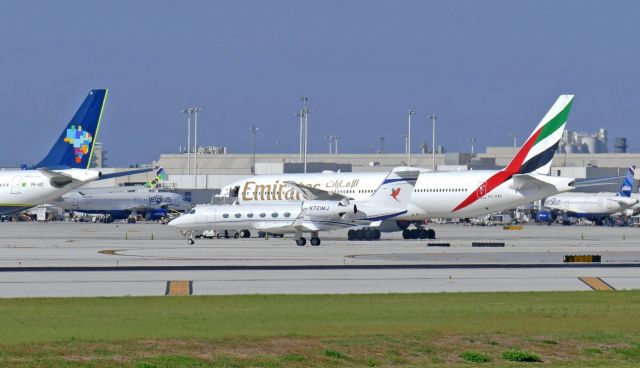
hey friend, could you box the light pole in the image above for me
[326,135,334,154]
[192,107,202,188]
[250,125,258,175]
[407,108,416,166]
[299,97,311,173]
[430,113,437,171]
[401,134,408,162]
[334,135,339,154]
[296,110,304,163]
[379,136,385,154]
[182,108,194,175]
[468,137,476,155]
[510,132,520,148]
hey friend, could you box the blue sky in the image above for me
[0,1,638,167]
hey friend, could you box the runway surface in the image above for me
[1,222,639,297]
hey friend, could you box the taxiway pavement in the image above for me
[1,222,639,297]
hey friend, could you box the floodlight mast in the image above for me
[192,107,202,188]
[468,137,476,155]
[182,108,195,175]
[510,132,520,148]
[250,125,258,175]
[299,97,311,173]
[407,108,416,166]
[430,113,437,171]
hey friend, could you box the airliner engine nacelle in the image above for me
[302,200,357,220]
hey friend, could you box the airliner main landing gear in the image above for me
[402,227,436,240]
[296,237,307,246]
[347,228,381,241]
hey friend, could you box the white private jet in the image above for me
[169,169,418,245]
[217,95,576,239]
[0,89,150,216]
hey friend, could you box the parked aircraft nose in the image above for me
[168,215,185,227]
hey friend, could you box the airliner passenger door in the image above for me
[10,175,21,194]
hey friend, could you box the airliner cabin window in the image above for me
[284,212,291,217]
[272,212,279,218]
[222,213,229,218]
[235,213,241,218]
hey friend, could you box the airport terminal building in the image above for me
[99,145,639,197]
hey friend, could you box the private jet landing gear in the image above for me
[310,232,321,246]
[187,231,195,245]
[239,230,251,238]
[402,227,436,240]
[295,237,307,246]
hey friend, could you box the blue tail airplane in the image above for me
[0,89,151,215]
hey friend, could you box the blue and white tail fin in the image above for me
[366,169,419,209]
[33,89,108,169]
[617,166,635,197]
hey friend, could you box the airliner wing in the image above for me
[511,173,561,192]
[607,197,639,206]
[283,181,350,201]
[38,168,79,188]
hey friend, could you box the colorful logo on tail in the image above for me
[391,187,401,201]
[64,125,93,164]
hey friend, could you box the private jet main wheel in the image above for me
[243,230,251,238]
[372,229,381,240]
[427,229,436,239]
[296,237,307,246]
[310,237,321,246]
[188,238,195,245]
[419,228,428,239]
[364,228,373,240]
[347,229,356,241]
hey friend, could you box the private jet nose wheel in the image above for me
[295,237,307,246]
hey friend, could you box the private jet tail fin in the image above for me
[617,166,635,197]
[365,169,419,209]
[504,95,574,176]
[32,89,108,170]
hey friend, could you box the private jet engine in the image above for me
[302,199,357,220]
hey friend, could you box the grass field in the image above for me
[1,291,640,367]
